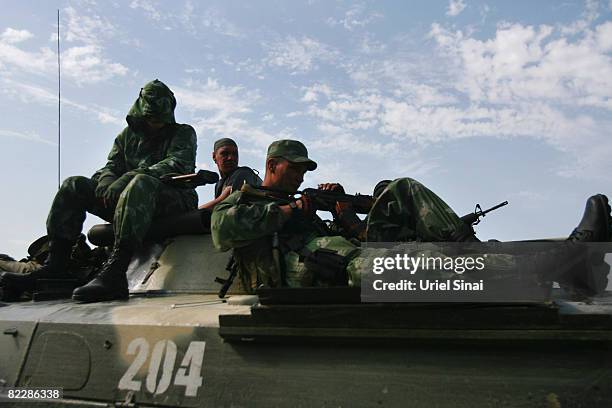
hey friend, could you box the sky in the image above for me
[0,0,611,258]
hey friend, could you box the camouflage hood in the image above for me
[126,79,176,130]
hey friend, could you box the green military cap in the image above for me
[214,138,237,151]
[267,139,317,171]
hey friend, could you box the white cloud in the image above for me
[129,0,161,21]
[0,42,54,73]
[63,6,117,45]
[0,129,56,146]
[295,6,612,179]
[0,78,123,126]
[173,78,289,148]
[62,45,128,85]
[265,36,337,73]
[0,28,33,44]
[130,2,243,38]
[0,11,128,85]
[561,0,600,35]
[174,78,257,116]
[359,34,387,54]
[446,0,467,17]
[0,39,128,85]
[200,8,243,38]
[326,3,383,31]
[429,21,612,110]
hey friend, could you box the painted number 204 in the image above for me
[118,338,205,397]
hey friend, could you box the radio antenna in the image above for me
[57,9,61,189]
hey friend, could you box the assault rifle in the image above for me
[299,188,375,214]
[460,201,508,226]
[160,170,219,188]
[215,255,238,298]
[242,184,507,225]
[241,185,374,214]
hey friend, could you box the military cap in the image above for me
[214,138,238,151]
[267,139,317,171]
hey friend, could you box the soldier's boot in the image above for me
[0,238,73,300]
[560,194,612,299]
[72,245,131,303]
[568,194,611,242]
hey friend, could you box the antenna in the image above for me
[57,9,61,190]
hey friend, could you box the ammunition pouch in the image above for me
[280,235,348,286]
[303,248,348,286]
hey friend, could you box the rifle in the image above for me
[161,170,219,188]
[214,255,238,298]
[299,188,375,214]
[461,201,508,226]
[244,184,506,226]
[241,185,374,214]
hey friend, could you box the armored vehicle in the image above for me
[1,216,611,407]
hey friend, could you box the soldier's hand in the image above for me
[318,183,351,215]
[94,176,116,201]
[318,183,345,194]
[295,195,315,217]
[102,181,125,208]
[218,185,233,200]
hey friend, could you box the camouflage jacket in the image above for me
[91,80,197,201]
[211,190,325,292]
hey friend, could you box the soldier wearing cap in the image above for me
[211,139,612,295]
[211,139,479,292]
[199,138,261,210]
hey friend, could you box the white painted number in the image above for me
[118,337,149,391]
[174,341,205,397]
[118,339,206,397]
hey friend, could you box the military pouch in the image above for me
[303,248,349,286]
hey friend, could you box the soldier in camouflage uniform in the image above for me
[199,138,262,210]
[0,79,198,302]
[212,140,611,295]
[211,140,478,293]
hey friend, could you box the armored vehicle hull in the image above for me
[1,235,611,407]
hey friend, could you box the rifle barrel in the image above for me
[482,200,508,215]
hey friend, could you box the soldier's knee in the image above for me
[389,177,423,190]
[126,173,160,190]
[60,176,91,193]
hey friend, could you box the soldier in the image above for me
[0,79,198,303]
[199,138,262,210]
[211,139,611,294]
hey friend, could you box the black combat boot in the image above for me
[0,238,73,300]
[568,194,611,242]
[72,245,131,302]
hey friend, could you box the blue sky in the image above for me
[0,0,611,258]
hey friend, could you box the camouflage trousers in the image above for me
[46,174,197,247]
[286,177,466,287]
[366,177,464,242]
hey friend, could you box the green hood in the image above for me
[126,79,176,130]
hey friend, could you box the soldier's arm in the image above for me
[92,131,128,189]
[317,182,366,240]
[144,125,197,177]
[211,192,292,251]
